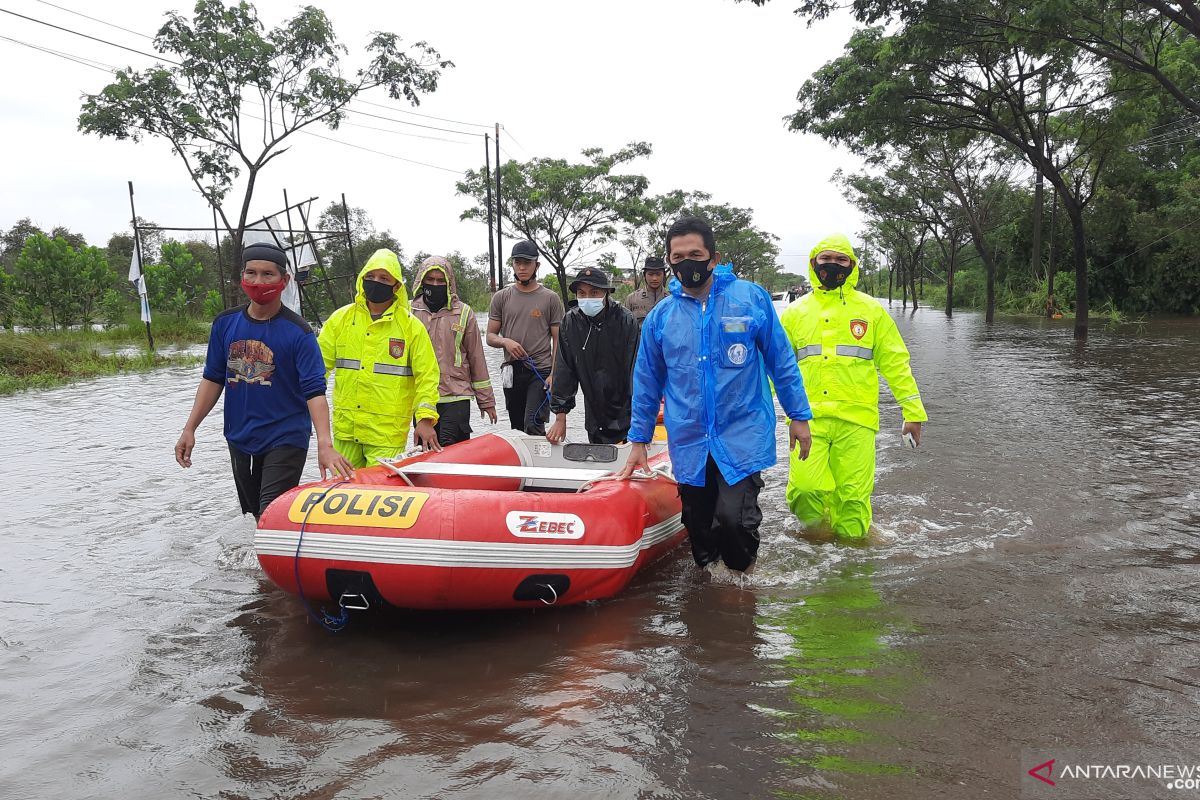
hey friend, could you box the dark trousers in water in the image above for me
[228,443,307,519]
[677,455,765,572]
[434,399,473,447]
[503,361,550,436]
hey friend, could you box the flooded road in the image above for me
[2,308,1199,799]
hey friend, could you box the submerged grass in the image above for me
[0,334,202,396]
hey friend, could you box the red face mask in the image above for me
[241,278,284,305]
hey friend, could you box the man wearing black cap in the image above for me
[486,240,565,435]
[546,267,639,445]
[624,256,668,331]
[175,242,353,520]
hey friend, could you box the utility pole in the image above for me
[485,133,496,292]
[495,123,504,289]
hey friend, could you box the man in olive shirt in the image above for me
[624,255,669,330]
[486,240,565,435]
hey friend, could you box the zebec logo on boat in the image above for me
[505,511,585,539]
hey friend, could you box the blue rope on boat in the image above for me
[293,479,351,633]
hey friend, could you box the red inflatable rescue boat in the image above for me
[255,431,685,610]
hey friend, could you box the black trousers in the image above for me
[588,426,628,445]
[434,399,473,447]
[503,361,550,436]
[228,444,308,519]
[676,455,765,572]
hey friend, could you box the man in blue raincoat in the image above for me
[619,216,813,574]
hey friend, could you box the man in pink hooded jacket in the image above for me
[410,255,497,446]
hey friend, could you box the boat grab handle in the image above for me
[339,593,371,611]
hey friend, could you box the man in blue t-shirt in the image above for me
[174,242,353,519]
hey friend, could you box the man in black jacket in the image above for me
[546,267,639,445]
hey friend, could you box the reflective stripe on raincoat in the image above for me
[778,233,927,431]
[410,256,496,411]
[628,264,813,487]
[317,249,440,447]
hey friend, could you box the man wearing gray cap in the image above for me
[486,240,565,435]
[546,266,639,445]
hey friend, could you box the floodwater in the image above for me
[2,307,1199,799]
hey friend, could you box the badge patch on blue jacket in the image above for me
[727,343,748,365]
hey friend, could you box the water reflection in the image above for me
[762,563,916,797]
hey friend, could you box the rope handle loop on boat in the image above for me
[539,583,559,606]
[576,462,677,493]
[293,479,356,633]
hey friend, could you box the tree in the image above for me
[2,218,45,272]
[688,202,782,286]
[79,0,451,254]
[458,142,654,305]
[620,189,712,283]
[145,241,207,317]
[788,4,1131,338]
[746,0,1200,120]
[13,234,117,330]
[315,200,401,308]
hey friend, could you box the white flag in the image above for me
[135,274,151,324]
[128,248,141,282]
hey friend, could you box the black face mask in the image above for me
[672,258,713,289]
[815,262,853,290]
[362,278,396,304]
[422,283,448,311]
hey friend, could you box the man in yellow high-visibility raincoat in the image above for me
[318,249,442,468]
[779,233,927,538]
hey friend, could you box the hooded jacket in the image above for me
[410,257,496,412]
[628,264,813,487]
[778,234,927,431]
[550,299,639,439]
[317,249,440,447]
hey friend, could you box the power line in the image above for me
[0,35,469,175]
[500,124,531,157]
[0,33,115,71]
[336,114,473,145]
[0,7,180,65]
[1095,214,1200,272]
[287,125,467,174]
[354,97,491,130]
[32,0,152,40]
[346,104,481,138]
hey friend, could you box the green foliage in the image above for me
[203,290,224,318]
[458,142,654,305]
[145,241,207,317]
[13,234,117,330]
[0,332,201,395]
[78,0,451,245]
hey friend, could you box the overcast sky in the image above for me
[0,0,865,276]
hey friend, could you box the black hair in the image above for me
[664,216,716,261]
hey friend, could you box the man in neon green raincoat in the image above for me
[318,249,442,468]
[779,233,927,538]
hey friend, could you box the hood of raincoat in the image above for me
[808,233,860,293]
[411,254,460,303]
[356,249,411,312]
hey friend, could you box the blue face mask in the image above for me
[578,297,605,317]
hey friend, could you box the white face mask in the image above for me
[578,297,605,317]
